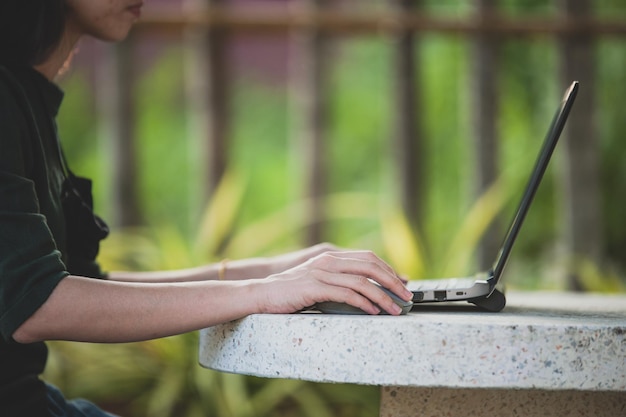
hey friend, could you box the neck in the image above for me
[34,31,81,81]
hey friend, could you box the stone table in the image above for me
[199,291,626,416]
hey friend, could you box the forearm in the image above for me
[107,243,342,284]
[12,275,262,344]
[13,249,413,344]
[107,258,272,283]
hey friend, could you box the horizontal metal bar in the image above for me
[136,8,626,37]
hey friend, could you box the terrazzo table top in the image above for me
[199,291,626,391]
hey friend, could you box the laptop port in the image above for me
[434,290,447,301]
[413,291,424,301]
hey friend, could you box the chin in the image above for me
[110,31,134,42]
[92,24,136,43]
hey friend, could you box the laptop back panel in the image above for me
[489,81,579,292]
[409,81,579,307]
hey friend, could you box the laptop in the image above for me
[407,81,579,312]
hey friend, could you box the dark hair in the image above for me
[0,0,66,66]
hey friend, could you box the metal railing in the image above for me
[101,0,625,289]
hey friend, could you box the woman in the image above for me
[0,1,413,416]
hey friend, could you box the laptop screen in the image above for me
[489,81,579,292]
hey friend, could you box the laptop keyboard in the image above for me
[407,277,477,291]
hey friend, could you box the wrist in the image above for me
[219,257,273,281]
[217,259,229,281]
[242,278,273,314]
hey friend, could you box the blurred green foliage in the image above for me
[49,1,626,415]
[47,174,382,417]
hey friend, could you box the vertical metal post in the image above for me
[559,0,602,291]
[290,0,330,245]
[100,36,142,228]
[184,0,230,206]
[472,0,500,270]
[391,0,424,236]
[205,0,230,193]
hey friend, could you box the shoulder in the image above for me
[0,66,34,176]
[0,66,30,122]
[0,65,31,115]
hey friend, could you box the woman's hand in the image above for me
[261,242,341,275]
[254,249,413,316]
[15,248,411,344]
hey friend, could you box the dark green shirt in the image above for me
[0,65,105,416]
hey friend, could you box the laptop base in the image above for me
[410,288,507,313]
[468,288,506,312]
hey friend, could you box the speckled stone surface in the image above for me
[199,291,626,392]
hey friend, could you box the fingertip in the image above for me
[391,303,403,315]
[402,287,414,301]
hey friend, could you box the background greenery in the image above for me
[46,1,626,416]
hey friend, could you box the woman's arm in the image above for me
[107,243,342,283]
[12,275,260,344]
[12,250,413,344]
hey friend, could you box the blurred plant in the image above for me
[45,166,624,417]
[569,258,626,293]
[381,178,510,280]
[48,2,626,413]
[45,169,381,417]
[46,331,378,417]
[379,173,626,294]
